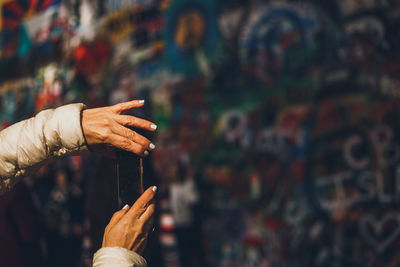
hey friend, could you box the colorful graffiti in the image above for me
[3,0,400,266]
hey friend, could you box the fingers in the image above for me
[107,134,149,156]
[127,186,157,218]
[111,123,154,151]
[115,115,157,132]
[108,204,130,226]
[139,203,155,222]
[82,100,158,158]
[112,100,145,113]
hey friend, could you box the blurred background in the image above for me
[1,0,400,266]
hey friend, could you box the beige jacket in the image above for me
[0,103,146,267]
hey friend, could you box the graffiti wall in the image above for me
[2,0,400,266]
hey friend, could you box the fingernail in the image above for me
[122,204,129,210]
[149,143,155,150]
[144,150,149,156]
[139,100,145,104]
[150,124,157,130]
[152,186,157,192]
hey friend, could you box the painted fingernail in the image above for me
[139,100,145,104]
[150,124,157,130]
[144,150,149,156]
[149,143,155,150]
[152,186,157,192]
[122,204,129,210]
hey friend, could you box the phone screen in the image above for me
[117,150,144,208]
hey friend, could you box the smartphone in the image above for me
[117,150,144,209]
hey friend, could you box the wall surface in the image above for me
[2,0,400,266]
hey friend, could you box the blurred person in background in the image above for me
[170,161,206,267]
[68,158,87,267]
[0,100,157,266]
[30,164,55,212]
[44,169,73,267]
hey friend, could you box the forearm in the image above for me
[0,103,88,195]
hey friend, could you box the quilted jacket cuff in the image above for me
[93,247,147,267]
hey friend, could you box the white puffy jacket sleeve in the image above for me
[93,247,147,267]
[0,103,88,195]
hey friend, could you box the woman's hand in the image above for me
[81,100,157,158]
[102,186,157,254]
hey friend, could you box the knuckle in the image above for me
[128,117,137,125]
[101,117,112,129]
[120,138,132,149]
[127,130,137,140]
[115,222,127,232]
[122,228,130,237]
[120,219,129,227]
[101,128,112,142]
[102,117,110,125]
[113,103,122,111]
[115,210,123,217]
[137,200,146,209]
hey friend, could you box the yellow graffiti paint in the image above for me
[0,0,14,31]
[101,6,142,43]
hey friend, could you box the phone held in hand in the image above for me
[117,149,144,209]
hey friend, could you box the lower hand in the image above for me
[102,186,157,254]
